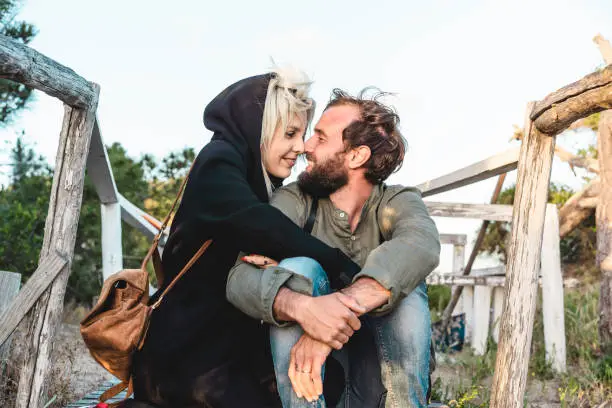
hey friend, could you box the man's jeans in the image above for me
[270,257,431,408]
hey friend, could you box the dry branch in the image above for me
[531,66,612,135]
[0,34,96,108]
[558,178,600,237]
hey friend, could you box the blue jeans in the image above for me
[270,257,431,408]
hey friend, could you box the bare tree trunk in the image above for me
[597,112,612,354]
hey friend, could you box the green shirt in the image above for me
[226,182,440,326]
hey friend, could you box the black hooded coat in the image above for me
[131,74,363,407]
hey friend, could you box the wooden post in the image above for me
[491,287,504,343]
[15,89,100,408]
[472,285,492,355]
[463,286,474,343]
[594,33,612,358]
[597,112,612,354]
[540,204,567,372]
[101,203,123,280]
[0,271,21,370]
[490,102,555,408]
[452,243,465,315]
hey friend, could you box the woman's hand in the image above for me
[241,254,279,268]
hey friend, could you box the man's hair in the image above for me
[325,88,406,184]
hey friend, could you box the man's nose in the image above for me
[304,135,315,153]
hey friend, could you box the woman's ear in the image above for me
[348,146,371,169]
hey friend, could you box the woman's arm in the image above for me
[182,142,359,283]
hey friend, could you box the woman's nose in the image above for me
[293,137,305,154]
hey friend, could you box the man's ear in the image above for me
[348,146,371,169]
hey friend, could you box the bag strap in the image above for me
[151,238,212,309]
[138,160,213,308]
[304,197,318,234]
[140,161,197,271]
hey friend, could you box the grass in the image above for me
[430,283,612,407]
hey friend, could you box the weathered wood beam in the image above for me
[491,102,556,408]
[558,177,600,237]
[0,34,96,108]
[439,233,467,246]
[597,111,612,353]
[425,201,513,222]
[0,253,66,348]
[427,271,579,289]
[118,193,163,242]
[15,86,100,408]
[0,270,21,369]
[86,117,119,204]
[417,148,519,197]
[531,65,612,135]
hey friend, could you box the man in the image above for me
[227,89,440,407]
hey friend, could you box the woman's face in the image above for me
[263,112,307,179]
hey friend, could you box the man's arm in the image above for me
[352,187,441,314]
[226,184,365,349]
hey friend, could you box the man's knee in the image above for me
[278,257,330,296]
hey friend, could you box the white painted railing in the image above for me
[423,199,566,371]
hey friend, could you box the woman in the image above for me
[130,69,360,407]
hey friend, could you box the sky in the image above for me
[1,0,611,271]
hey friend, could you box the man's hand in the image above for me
[288,334,332,402]
[293,292,366,349]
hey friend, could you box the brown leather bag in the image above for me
[80,164,211,405]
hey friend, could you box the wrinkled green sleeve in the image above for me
[355,188,440,314]
[226,184,315,326]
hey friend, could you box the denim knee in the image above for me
[278,257,330,296]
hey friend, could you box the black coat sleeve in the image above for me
[179,143,359,282]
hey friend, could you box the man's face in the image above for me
[298,105,361,196]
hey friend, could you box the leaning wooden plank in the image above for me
[118,193,163,241]
[86,117,118,204]
[0,253,66,347]
[425,202,513,222]
[15,86,99,408]
[417,148,519,198]
[0,34,96,108]
[490,102,556,408]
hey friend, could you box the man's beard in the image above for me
[298,153,348,198]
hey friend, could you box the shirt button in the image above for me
[350,235,356,241]
[339,212,345,218]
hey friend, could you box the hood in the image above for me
[203,73,278,202]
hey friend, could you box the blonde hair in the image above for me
[261,66,315,195]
